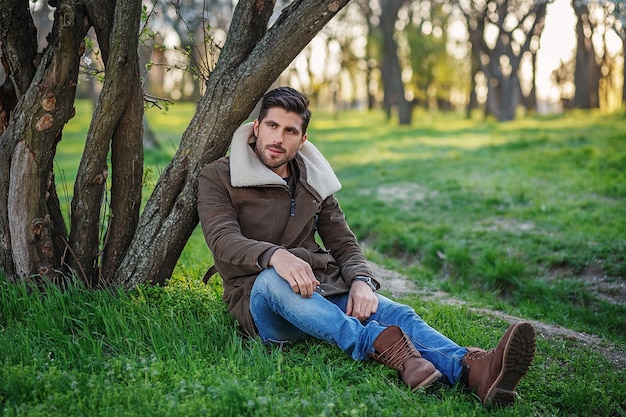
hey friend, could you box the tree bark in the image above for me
[100,68,144,286]
[78,0,144,286]
[0,0,39,275]
[1,0,89,281]
[356,0,377,110]
[68,0,143,286]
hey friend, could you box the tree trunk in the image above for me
[0,0,38,180]
[0,0,38,97]
[68,0,143,286]
[486,74,522,121]
[466,55,480,119]
[380,0,411,124]
[100,68,144,286]
[525,51,538,112]
[572,0,600,108]
[113,0,352,289]
[0,0,40,276]
[356,0,377,110]
[623,37,626,107]
[1,0,89,282]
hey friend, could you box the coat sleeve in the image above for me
[197,161,277,273]
[316,194,379,288]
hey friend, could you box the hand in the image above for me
[268,249,320,298]
[347,280,378,321]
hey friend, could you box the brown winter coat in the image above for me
[197,123,378,337]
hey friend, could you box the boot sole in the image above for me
[485,322,536,407]
[412,370,443,390]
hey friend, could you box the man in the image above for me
[197,86,536,407]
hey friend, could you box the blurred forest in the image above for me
[16,0,626,123]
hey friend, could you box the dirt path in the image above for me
[368,262,626,369]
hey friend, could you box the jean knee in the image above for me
[252,268,276,293]
[252,268,293,300]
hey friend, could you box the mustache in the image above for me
[265,144,286,153]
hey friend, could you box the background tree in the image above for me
[572,0,601,108]
[405,0,468,111]
[279,4,369,111]
[355,0,381,110]
[456,0,549,121]
[143,0,235,100]
[329,5,370,109]
[381,0,413,124]
[610,0,626,105]
[552,58,576,108]
[593,0,626,109]
[0,0,352,288]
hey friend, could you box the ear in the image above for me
[298,133,308,149]
[253,119,259,137]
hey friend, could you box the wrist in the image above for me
[266,247,288,267]
[352,276,377,292]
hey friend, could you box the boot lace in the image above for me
[372,334,417,369]
[464,348,492,361]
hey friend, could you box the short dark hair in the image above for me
[258,87,312,133]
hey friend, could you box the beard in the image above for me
[254,142,291,172]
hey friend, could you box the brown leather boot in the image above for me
[371,326,442,390]
[461,322,536,407]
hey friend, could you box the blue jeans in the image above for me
[250,268,468,384]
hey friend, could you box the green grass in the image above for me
[1,105,625,416]
[315,109,626,344]
[1,276,624,416]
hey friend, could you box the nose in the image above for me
[273,129,285,144]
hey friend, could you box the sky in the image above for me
[536,0,578,101]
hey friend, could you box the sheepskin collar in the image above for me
[229,122,341,200]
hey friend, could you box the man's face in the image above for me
[253,107,307,178]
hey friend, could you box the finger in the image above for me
[305,273,320,298]
[288,274,305,295]
[290,265,313,297]
[351,300,364,320]
[290,280,301,294]
[360,302,375,319]
[304,272,318,297]
[346,296,354,316]
[300,279,312,298]
[357,299,376,321]
[298,274,316,298]
[303,276,314,298]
